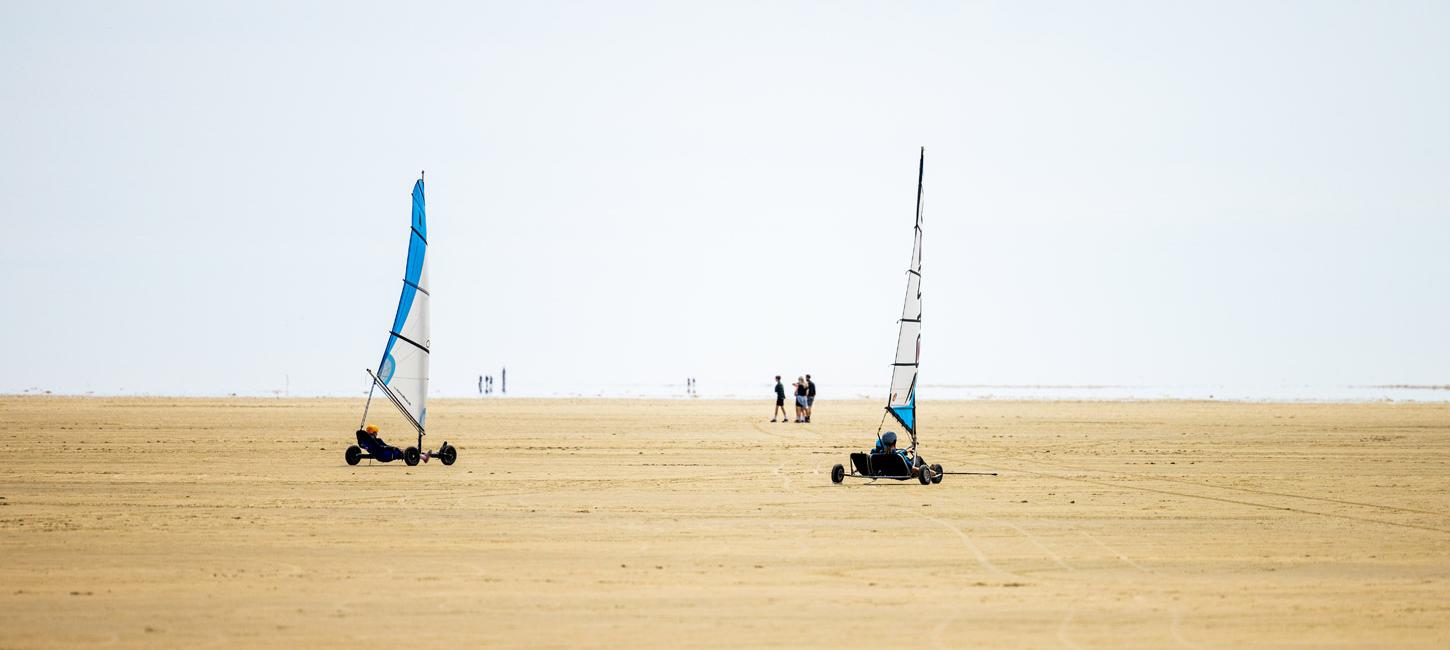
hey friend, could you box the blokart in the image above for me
[345,425,456,467]
[832,149,939,487]
[828,149,996,486]
[341,172,458,469]
[833,447,942,485]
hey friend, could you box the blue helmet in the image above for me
[881,431,897,445]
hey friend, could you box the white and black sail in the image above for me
[886,148,924,447]
[370,176,430,433]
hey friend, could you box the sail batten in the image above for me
[886,148,924,445]
[375,178,430,433]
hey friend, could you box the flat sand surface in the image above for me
[1,397,1448,648]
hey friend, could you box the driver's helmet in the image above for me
[881,431,897,446]
[365,424,379,434]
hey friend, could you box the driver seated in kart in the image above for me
[355,424,404,462]
[872,431,924,477]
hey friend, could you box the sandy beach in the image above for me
[1,396,1447,648]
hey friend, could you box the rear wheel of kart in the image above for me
[345,445,362,466]
[918,465,933,485]
[831,464,845,484]
[404,447,421,466]
[439,444,457,466]
[931,464,943,484]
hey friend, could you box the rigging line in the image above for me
[358,377,377,429]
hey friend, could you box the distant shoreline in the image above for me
[4,391,1449,404]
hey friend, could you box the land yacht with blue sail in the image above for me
[346,172,457,467]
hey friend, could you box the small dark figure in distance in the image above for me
[804,374,817,423]
[772,375,788,422]
[793,376,808,422]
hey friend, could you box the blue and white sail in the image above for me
[887,149,923,444]
[374,177,430,432]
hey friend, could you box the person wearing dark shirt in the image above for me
[804,374,817,423]
[793,377,808,422]
[771,375,788,422]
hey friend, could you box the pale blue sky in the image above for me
[2,1,1447,397]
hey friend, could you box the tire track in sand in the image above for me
[1001,455,1450,518]
[1057,605,1084,649]
[929,603,963,650]
[984,516,1073,572]
[979,459,1450,535]
[1073,529,1150,573]
[912,511,1018,580]
[1170,606,1204,649]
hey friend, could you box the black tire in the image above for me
[831,464,845,484]
[345,445,362,466]
[931,464,943,484]
[918,465,932,485]
[404,447,421,466]
[439,444,457,466]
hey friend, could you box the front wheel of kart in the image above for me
[931,464,943,484]
[345,445,362,466]
[831,464,845,484]
[439,444,457,466]
[918,465,933,485]
[404,447,421,466]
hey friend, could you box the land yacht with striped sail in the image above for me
[345,172,457,467]
[832,149,941,485]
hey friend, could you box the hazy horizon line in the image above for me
[6,381,1448,403]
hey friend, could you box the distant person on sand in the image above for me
[794,376,808,422]
[804,374,816,423]
[771,375,788,422]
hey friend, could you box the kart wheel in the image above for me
[345,445,362,466]
[831,464,845,484]
[439,444,457,466]
[404,447,421,466]
[931,464,943,484]
[918,465,932,485]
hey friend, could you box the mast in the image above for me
[886,147,924,454]
[371,173,430,443]
[913,147,923,450]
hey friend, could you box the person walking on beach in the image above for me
[771,375,788,422]
[804,374,817,423]
[794,376,808,422]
